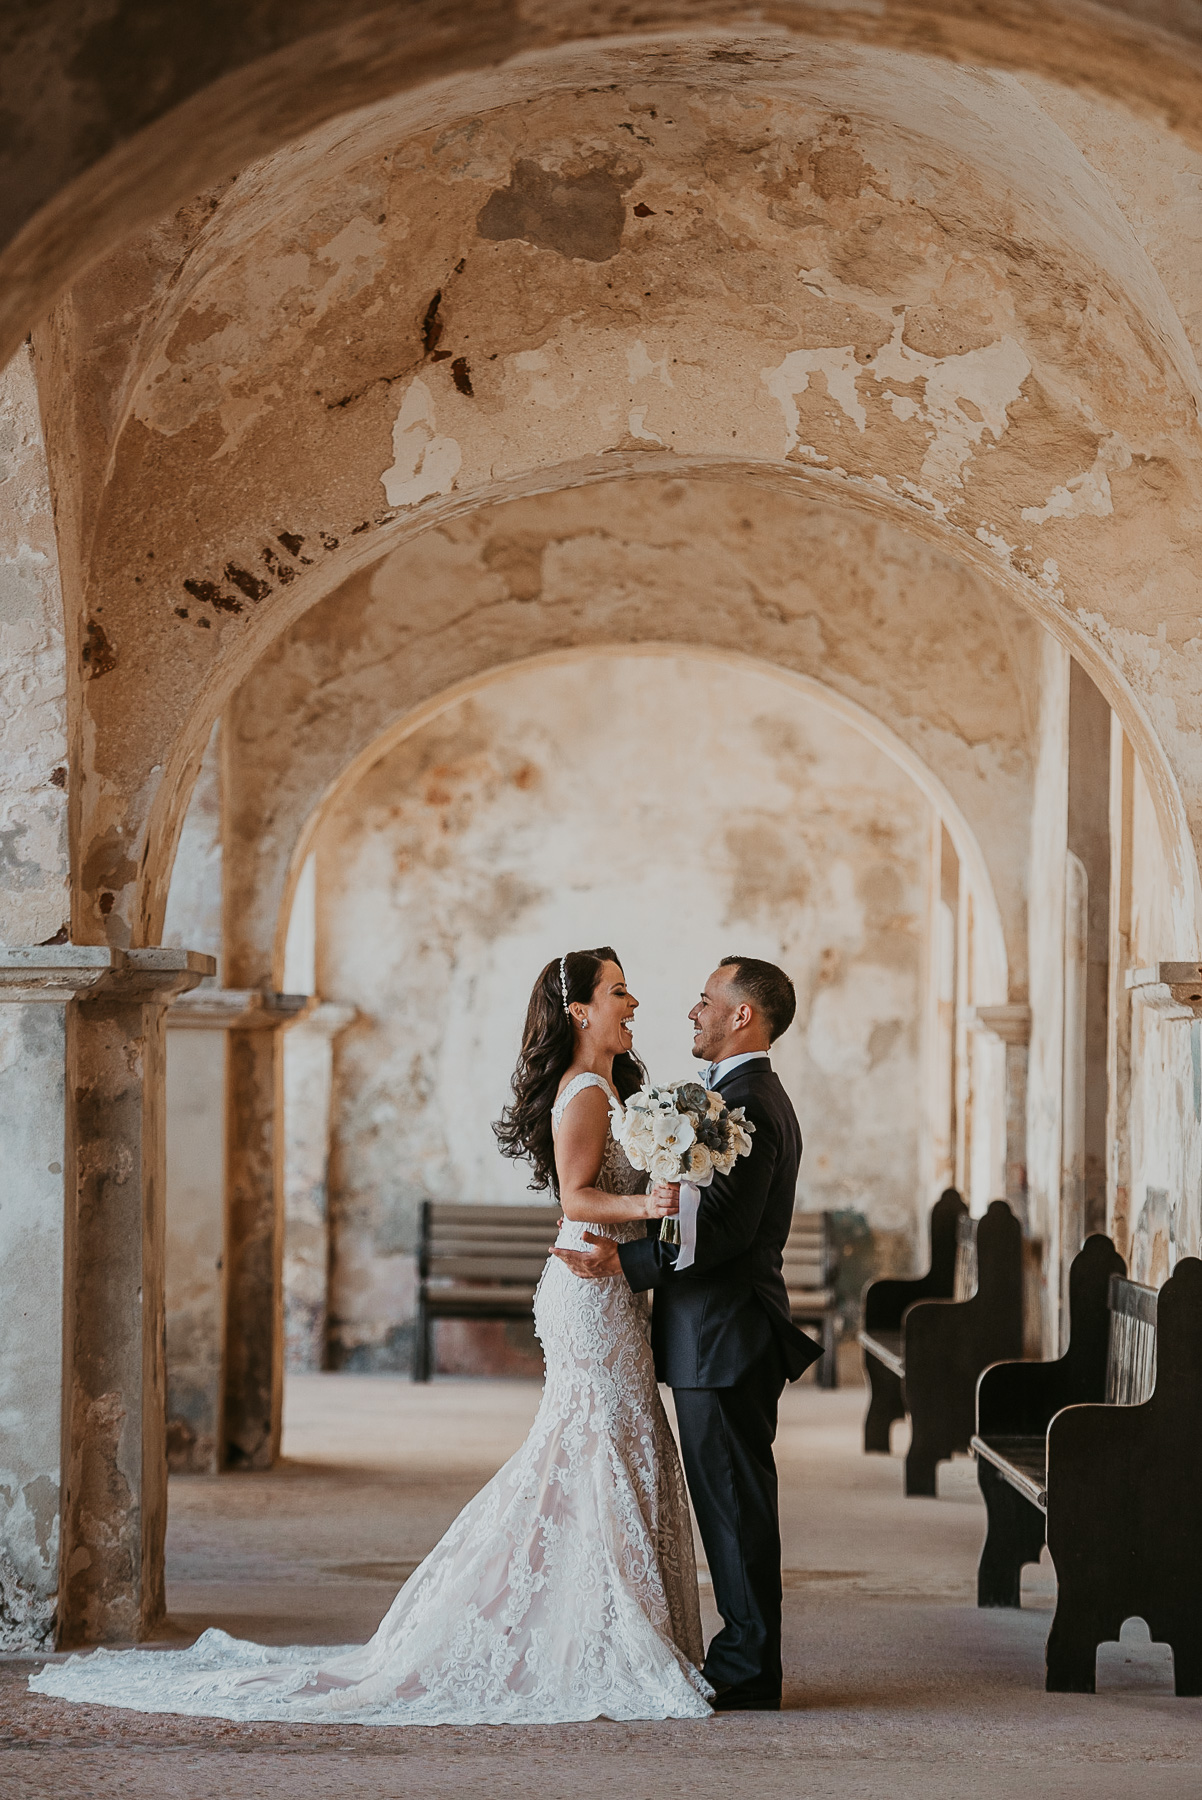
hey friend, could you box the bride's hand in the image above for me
[642,1182,680,1220]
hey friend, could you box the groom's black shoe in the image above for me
[708,1680,782,1712]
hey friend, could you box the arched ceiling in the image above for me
[7,2,1202,367]
[214,477,1036,995]
[22,31,1202,949]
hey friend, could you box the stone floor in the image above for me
[3,1364,1199,1797]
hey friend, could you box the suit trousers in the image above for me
[672,1341,787,1696]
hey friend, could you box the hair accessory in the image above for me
[559,954,571,1014]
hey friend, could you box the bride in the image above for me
[31,945,712,1725]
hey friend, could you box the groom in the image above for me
[554,955,821,1711]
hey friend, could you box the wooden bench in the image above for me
[972,1241,1202,1694]
[414,1201,560,1381]
[859,1192,1022,1495]
[858,1187,965,1458]
[782,1210,840,1389]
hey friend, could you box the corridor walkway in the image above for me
[3,1371,1198,1798]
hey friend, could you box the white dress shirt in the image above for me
[704,1049,770,1087]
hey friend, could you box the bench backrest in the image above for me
[421,1201,560,1285]
[782,1211,831,1292]
[1106,1273,1158,1405]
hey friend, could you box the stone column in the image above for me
[0,945,212,1651]
[283,1003,356,1372]
[217,993,309,1470]
[164,991,239,1476]
[972,1004,1032,1227]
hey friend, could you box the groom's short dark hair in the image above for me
[720,956,797,1042]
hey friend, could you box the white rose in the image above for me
[647,1146,683,1183]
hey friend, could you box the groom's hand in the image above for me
[552,1233,622,1280]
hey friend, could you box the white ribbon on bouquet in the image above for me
[673,1181,700,1273]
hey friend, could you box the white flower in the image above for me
[647,1145,684,1183]
[652,1111,694,1153]
[687,1143,713,1181]
[614,1079,756,1187]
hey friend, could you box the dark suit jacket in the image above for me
[617,1060,822,1388]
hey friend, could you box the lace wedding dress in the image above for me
[30,1072,711,1726]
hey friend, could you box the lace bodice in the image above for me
[552,1072,648,1249]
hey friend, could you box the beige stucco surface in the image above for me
[221,477,1036,998]
[309,651,936,1368]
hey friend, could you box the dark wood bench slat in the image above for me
[857,1328,905,1380]
[1105,1275,1158,1404]
[425,1288,539,1314]
[427,1255,550,1282]
[971,1434,1048,1511]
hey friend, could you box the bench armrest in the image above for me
[976,1355,1071,1436]
[862,1272,946,1331]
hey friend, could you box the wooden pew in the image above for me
[972,1232,1123,1608]
[859,1194,1023,1495]
[858,1187,966,1455]
[782,1210,839,1389]
[414,1201,560,1381]
[973,1248,1202,1695]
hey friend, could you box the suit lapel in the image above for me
[714,1061,772,1095]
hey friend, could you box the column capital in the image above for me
[290,1000,356,1038]
[1126,963,1202,1020]
[0,946,214,1004]
[970,1003,1032,1046]
[0,945,120,1002]
[168,987,312,1030]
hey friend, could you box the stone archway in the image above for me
[29,53,1198,952]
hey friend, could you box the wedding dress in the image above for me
[30,1072,711,1725]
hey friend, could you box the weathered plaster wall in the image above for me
[309,651,937,1370]
[163,1026,225,1473]
[1026,636,1070,1352]
[220,477,1034,1001]
[162,720,222,978]
[283,1003,354,1374]
[1120,758,1202,1283]
[162,720,225,1471]
[0,999,65,1648]
[0,344,68,946]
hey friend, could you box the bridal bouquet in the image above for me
[613,1081,755,1245]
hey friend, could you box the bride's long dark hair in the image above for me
[494,947,646,1194]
